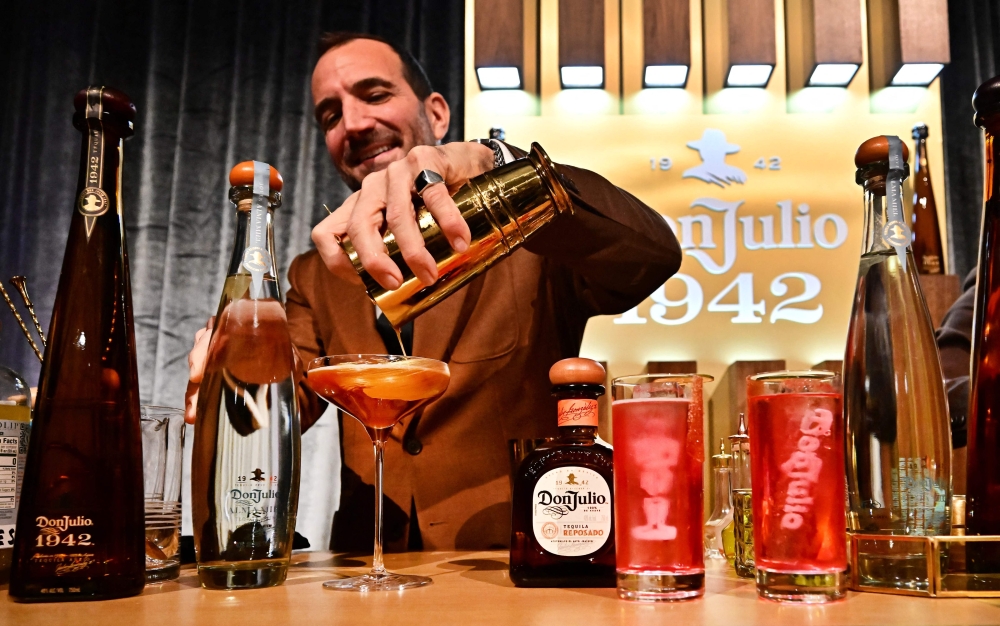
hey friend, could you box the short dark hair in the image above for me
[317,32,434,100]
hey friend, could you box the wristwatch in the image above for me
[471,138,514,169]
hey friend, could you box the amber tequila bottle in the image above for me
[192,162,300,589]
[910,124,944,274]
[844,136,951,592]
[10,87,145,601]
[510,359,615,587]
[967,78,1000,572]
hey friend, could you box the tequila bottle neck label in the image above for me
[78,87,109,240]
[244,160,274,298]
[532,466,611,556]
[557,399,598,427]
[882,136,911,269]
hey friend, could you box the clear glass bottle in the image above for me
[0,356,31,582]
[192,161,300,590]
[704,439,733,560]
[845,136,952,592]
[730,413,754,577]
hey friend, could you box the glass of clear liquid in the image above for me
[141,406,185,583]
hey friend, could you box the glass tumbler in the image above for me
[141,406,185,582]
[746,371,847,603]
[612,375,707,601]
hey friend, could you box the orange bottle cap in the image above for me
[855,136,910,168]
[549,358,606,385]
[229,161,284,192]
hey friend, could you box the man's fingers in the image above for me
[312,193,360,281]
[185,382,199,425]
[421,183,471,253]
[385,160,438,285]
[346,173,404,290]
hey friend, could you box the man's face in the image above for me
[312,39,444,190]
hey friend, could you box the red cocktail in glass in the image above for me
[612,375,708,601]
[306,355,450,592]
[747,371,846,603]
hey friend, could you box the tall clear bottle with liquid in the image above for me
[703,440,733,560]
[192,161,300,590]
[844,136,952,592]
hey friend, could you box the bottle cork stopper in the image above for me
[854,136,910,168]
[974,76,1000,127]
[73,86,136,123]
[229,161,284,192]
[549,358,606,385]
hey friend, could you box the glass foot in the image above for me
[755,568,847,603]
[617,570,705,601]
[323,571,432,592]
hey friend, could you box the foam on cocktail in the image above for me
[310,361,449,401]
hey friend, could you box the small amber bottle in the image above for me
[509,358,615,588]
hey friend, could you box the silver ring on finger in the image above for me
[414,169,445,197]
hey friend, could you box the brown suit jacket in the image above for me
[285,161,681,551]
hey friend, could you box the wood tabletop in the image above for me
[4,551,1000,625]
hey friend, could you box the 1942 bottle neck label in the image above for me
[532,466,611,556]
[78,87,110,240]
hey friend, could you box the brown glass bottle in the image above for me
[910,124,945,274]
[9,87,144,602]
[968,77,1000,572]
[510,359,615,588]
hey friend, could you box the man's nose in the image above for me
[341,99,377,135]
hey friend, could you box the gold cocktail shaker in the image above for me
[338,143,573,327]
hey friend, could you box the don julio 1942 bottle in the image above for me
[510,358,615,587]
[10,86,145,602]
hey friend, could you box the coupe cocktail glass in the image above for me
[306,355,450,591]
[747,371,846,603]
[611,375,708,601]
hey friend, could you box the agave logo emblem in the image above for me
[683,129,747,187]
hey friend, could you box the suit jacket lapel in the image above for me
[412,279,474,361]
[325,276,386,355]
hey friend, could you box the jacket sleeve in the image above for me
[935,268,977,448]
[503,143,682,316]
[286,254,328,433]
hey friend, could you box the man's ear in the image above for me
[424,92,450,142]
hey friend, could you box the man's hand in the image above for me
[311,141,494,289]
[185,317,214,425]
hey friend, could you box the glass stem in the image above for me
[371,437,386,576]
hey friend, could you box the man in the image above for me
[187,32,681,551]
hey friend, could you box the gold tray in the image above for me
[849,532,1000,597]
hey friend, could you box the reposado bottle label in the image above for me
[532,466,611,556]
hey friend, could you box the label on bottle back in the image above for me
[557,399,599,427]
[532,466,611,556]
[0,407,30,551]
[78,86,109,240]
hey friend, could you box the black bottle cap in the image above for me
[912,123,928,140]
[973,75,1000,128]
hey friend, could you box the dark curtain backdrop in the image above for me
[941,0,1000,277]
[0,0,464,407]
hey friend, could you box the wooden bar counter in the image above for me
[4,551,1000,624]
